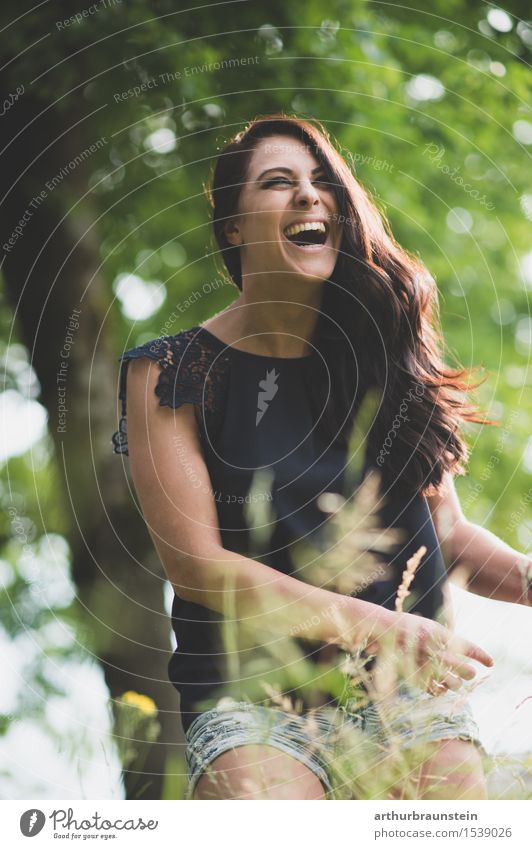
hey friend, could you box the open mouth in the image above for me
[282,220,329,250]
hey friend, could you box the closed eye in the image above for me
[262,175,332,189]
[262,177,292,187]
[313,177,333,189]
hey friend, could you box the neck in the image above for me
[221,275,325,357]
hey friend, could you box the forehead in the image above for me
[247,135,321,176]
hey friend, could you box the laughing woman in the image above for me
[112,115,531,800]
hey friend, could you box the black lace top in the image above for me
[112,325,447,732]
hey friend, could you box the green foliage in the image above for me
[17,0,526,550]
[1,0,531,796]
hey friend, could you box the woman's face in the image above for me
[224,135,342,286]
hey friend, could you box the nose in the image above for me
[294,178,320,208]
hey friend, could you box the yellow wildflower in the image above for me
[120,691,158,717]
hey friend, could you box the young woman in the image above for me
[112,115,531,800]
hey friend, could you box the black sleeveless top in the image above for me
[112,325,448,732]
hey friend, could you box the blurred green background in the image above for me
[0,0,531,799]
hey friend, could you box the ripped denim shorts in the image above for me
[184,686,485,799]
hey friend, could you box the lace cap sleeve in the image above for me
[111,330,229,456]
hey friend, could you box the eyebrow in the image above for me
[256,166,325,181]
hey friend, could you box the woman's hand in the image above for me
[352,605,495,695]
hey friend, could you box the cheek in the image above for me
[241,214,267,243]
[242,220,281,252]
[249,202,281,229]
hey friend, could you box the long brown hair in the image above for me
[205,113,492,496]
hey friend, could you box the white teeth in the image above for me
[283,221,327,237]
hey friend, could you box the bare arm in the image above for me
[427,472,532,605]
[124,359,493,680]
[125,357,368,647]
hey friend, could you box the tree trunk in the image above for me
[0,79,182,799]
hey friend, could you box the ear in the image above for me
[224,219,243,246]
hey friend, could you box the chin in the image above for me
[279,246,337,281]
[297,267,333,283]
[289,257,337,283]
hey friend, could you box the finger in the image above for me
[418,652,463,690]
[440,671,462,691]
[426,674,461,695]
[416,657,448,692]
[450,636,494,668]
[426,678,449,696]
[440,653,476,681]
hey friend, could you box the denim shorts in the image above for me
[184,687,485,799]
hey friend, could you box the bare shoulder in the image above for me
[125,356,202,450]
[426,470,466,530]
[199,304,242,343]
[123,357,222,582]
